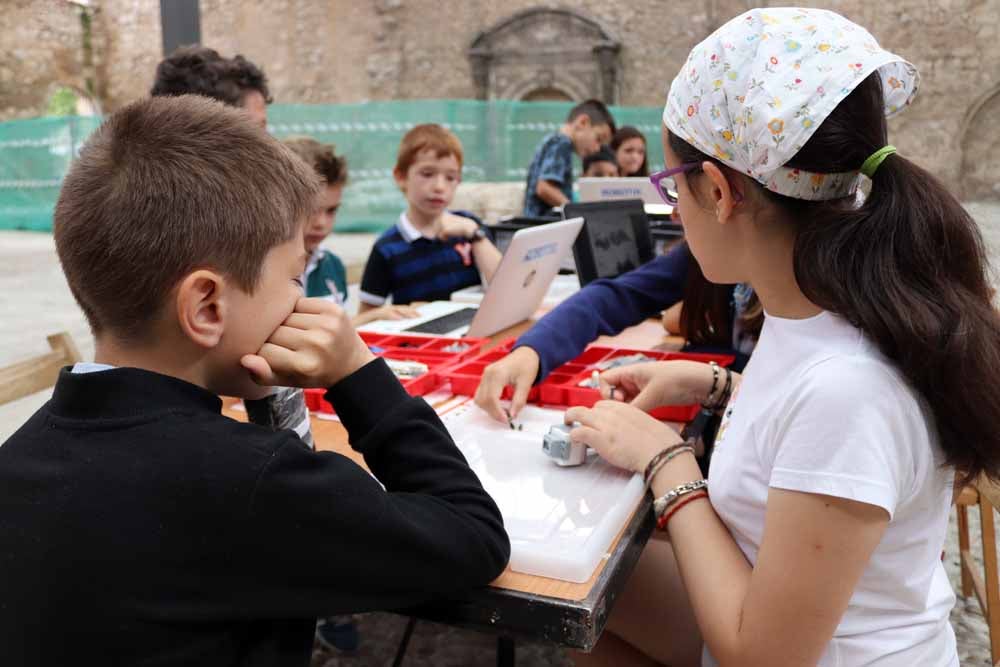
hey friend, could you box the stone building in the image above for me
[2,0,998,198]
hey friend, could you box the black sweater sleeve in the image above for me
[236,359,510,617]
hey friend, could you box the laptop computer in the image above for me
[577,176,674,218]
[357,217,585,338]
[562,199,655,287]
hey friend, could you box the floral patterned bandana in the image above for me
[663,7,919,201]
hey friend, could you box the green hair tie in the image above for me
[860,145,897,178]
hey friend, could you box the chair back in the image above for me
[0,332,82,405]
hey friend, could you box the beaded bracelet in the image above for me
[643,442,691,488]
[656,490,709,530]
[643,445,694,490]
[701,361,721,407]
[706,366,733,412]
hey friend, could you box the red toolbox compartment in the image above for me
[303,334,491,414]
[440,339,541,401]
[536,347,735,421]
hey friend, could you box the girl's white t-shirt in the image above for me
[703,311,957,667]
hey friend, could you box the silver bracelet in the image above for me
[653,479,709,517]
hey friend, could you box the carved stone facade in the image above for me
[468,8,620,103]
[2,0,999,198]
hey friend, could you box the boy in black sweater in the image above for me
[0,95,509,667]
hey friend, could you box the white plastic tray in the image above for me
[437,400,644,583]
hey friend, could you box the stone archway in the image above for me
[468,8,621,103]
[959,84,1000,200]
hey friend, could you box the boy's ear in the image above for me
[393,167,407,193]
[175,269,228,349]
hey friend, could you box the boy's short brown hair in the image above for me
[54,95,319,341]
[282,136,348,185]
[394,124,464,176]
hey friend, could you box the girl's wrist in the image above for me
[683,361,718,404]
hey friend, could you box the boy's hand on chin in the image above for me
[240,298,375,389]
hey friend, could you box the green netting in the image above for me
[0,100,665,233]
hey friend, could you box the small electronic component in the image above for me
[542,423,588,466]
[385,359,428,379]
[579,354,655,388]
[503,408,523,431]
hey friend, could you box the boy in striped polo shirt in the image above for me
[358,124,502,310]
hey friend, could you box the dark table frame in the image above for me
[398,494,655,665]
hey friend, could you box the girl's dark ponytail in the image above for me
[671,73,1000,485]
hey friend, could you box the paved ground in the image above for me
[2,202,999,665]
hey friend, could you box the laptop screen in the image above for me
[563,199,654,286]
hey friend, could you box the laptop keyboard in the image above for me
[404,307,478,335]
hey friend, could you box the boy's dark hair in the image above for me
[283,136,348,186]
[582,144,618,173]
[54,95,319,341]
[670,72,1000,486]
[567,99,616,135]
[150,45,273,106]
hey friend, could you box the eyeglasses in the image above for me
[649,163,701,205]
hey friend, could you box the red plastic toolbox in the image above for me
[303,333,491,415]
[440,338,543,401]
[537,347,735,421]
[359,331,488,362]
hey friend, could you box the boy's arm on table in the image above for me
[239,358,510,616]
[515,243,690,380]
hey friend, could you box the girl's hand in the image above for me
[565,400,683,474]
[437,212,478,240]
[474,346,540,422]
[599,360,716,412]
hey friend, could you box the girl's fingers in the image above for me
[569,424,604,450]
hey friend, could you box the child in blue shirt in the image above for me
[359,124,502,310]
[523,99,616,217]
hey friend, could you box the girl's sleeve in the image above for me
[766,358,924,518]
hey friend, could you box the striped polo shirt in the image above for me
[359,211,487,306]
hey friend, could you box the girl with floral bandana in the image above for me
[568,8,999,667]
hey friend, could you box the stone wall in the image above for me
[2,0,998,198]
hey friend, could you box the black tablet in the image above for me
[563,199,655,286]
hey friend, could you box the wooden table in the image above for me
[226,316,679,663]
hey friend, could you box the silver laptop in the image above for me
[578,177,673,217]
[357,217,585,338]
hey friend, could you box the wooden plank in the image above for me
[958,503,974,597]
[0,332,81,405]
[979,494,1000,665]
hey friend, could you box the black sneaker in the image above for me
[315,616,360,652]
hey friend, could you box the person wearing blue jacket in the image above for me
[474,241,758,423]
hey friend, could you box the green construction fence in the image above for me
[0,99,665,233]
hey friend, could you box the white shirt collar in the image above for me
[71,362,116,374]
[396,212,436,244]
